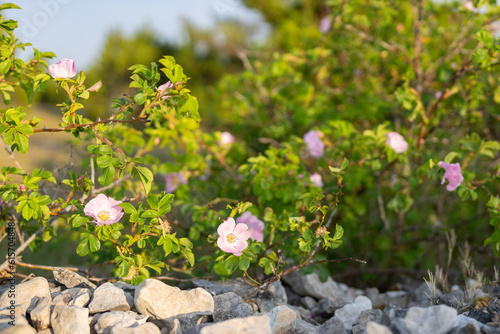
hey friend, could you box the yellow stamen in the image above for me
[97,210,111,221]
[227,233,237,244]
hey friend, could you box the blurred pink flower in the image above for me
[438,162,464,191]
[164,171,188,193]
[464,1,475,11]
[303,130,324,158]
[320,16,332,34]
[310,173,323,187]
[49,59,76,79]
[158,81,173,100]
[386,132,408,154]
[19,184,26,192]
[217,217,251,256]
[84,194,124,226]
[220,132,235,145]
[236,212,264,242]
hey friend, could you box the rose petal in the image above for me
[233,222,249,236]
[217,218,236,236]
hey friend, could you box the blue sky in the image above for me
[6,0,262,69]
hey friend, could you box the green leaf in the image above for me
[134,93,147,105]
[134,166,153,194]
[181,247,195,267]
[340,158,349,170]
[158,194,174,209]
[0,3,21,10]
[72,215,88,228]
[239,255,250,271]
[119,202,136,214]
[89,235,101,252]
[179,237,193,248]
[476,29,494,49]
[15,124,34,135]
[98,166,115,186]
[0,124,10,135]
[178,95,199,122]
[15,132,29,154]
[161,236,173,256]
[147,194,159,209]
[135,254,144,267]
[329,166,341,174]
[96,155,113,168]
[302,228,313,241]
[333,224,344,240]
[444,152,459,163]
[76,240,90,256]
[117,259,131,278]
[224,255,240,274]
[141,210,159,218]
[298,238,311,252]
[42,229,52,242]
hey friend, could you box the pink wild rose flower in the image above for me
[220,132,235,145]
[303,130,324,158]
[164,171,188,193]
[310,173,323,188]
[320,16,332,34]
[84,194,124,226]
[236,212,264,242]
[49,59,76,79]
[438,162,464,191]
[386,132,409,154]
[217,217,251,256]
[158,81,173,100]
[464,1,475,11]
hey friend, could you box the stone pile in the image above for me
[0,268,499,333]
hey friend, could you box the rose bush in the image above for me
[0,0,499,288]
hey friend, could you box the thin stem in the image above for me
[92,174,131,194]
[33,116,149,134]
[263,257,366,287]
[417,59,473,149]
[208,204,225,222]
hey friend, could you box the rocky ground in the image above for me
[0,268,499,334]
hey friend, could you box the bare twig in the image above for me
[417,58,473,149]
[16,261,90,275]
[2,135,23,170]
[376,184,391,230]
[33,116,149,134]
[92,173,132,194]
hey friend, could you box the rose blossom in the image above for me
[464,1,475,11]
[320,16,332,34]
[236,212,264,242]
[164,171,188,193]
[386,132,408,154]
[217,218,251,256]
[49,59,76,79]
[220,132,235,145]
[310,173,323,187]
[438,161,464,191]
[19,184,26,191]
[303,130,324,158]
[84,194,124,226]
[158,81,173,100]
